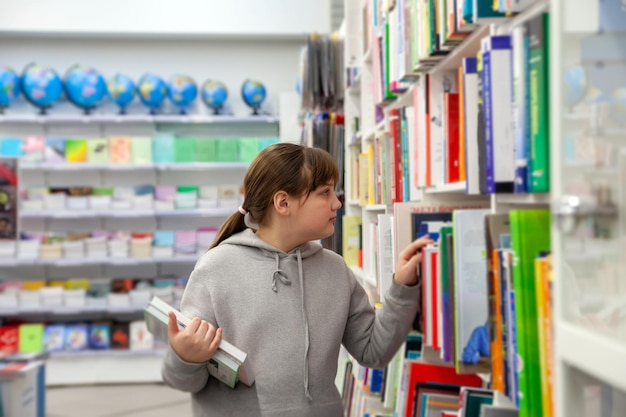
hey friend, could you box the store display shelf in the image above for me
[424,181,466,194]
[19,162,249,171]
[363,204,388,212]
[0,305,145,317]
[429,26,491,74]
[0,256,198,267]
[0,114,279,125]
[493,192,551,205]
[20,207,235,219]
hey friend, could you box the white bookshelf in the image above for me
[340,0,626,415]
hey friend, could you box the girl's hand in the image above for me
[167,312,222,363]
[393,235,434,286]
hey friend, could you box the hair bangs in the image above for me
[304,147,339,193]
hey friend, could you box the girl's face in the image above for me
[290,181,342,243]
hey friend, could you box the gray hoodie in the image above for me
[162,229,420,417]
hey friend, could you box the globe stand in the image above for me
[82,106,95,116]
[118,107,128,116]
[211,106,223,116]
[37,106,50,116]
[251,106,260,116]
[0,106,6,115]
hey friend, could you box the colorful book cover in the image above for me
[65,139,88,163]
[216,139,239,162]
[110,323,130,349]
[45,137,65,162]
[64,324,89,351]
[21,136,45,162]
[0,137,23,157]
[18,323,44,353]
[87,138,109,163]
[89,323,111,349]
[174,137,195,163]
[510,209,550,417]
[194,139,217,162]
[238,138,260,163]
[152,133,175,163]
[43,324,66,352]
[109,136,132,163]
[129,320,154,351]
[0,324,19,353]
[131,136,153,164]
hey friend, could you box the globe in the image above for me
[201,80,228,114]
[563,65,587,108]
[0,66,20,112]
[610,87,626,123]
[137,73,167,114]
[64,65,107,114]
[107,73,136,114]
[167,74,197,113]
[21,63,63,114]
[241,79,267,115]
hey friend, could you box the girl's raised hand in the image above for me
[393,235,434,286]
[167,311,222,363]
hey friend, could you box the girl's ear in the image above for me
[272,190,290,215]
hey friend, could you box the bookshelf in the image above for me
[0,116,280,385]
[339,0,626,416]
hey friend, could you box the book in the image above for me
[144,295,255,388]
[87,138,109,163]
[65,139,88,163]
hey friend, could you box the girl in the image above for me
[162,142,433,417]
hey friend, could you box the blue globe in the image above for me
[64,65,107,113]
[137,73,167,113]
[564,66,587,107]
[167,74,197,113]
[21,63,63,113]
[241,79,267,114]
[201,80,228,114]
[107,73,136,113]
[0,66,20,109]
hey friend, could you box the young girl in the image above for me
[162,143,433,417]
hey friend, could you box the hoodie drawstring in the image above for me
[271,253,291,292]
[296,248,312,401]
[271,250,312,401]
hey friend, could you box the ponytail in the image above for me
[209,210,247,250]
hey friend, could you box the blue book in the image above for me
[152,133,175,163]
[64,324,89,351]
[43,324,65,352]
[153,231,175,247]
[481,37,494,194]
[45,137,65,163]
[0,137,22,157]
[89,324,111,349]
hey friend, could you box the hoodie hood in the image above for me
[219,228,322,400]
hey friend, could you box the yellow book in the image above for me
[535,255,552,417]
[22,280,46,291]
[342,215,363,268]
[358,152,369,207]
[367,143,375,206]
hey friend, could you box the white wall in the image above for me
[0,0,331,37]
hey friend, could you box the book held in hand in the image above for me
[144,295,254,389]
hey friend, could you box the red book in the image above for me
[404,362,483,417]
[444,93,461,183]
[0,325,19,354]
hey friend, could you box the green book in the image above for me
[510,209,551,417]
[528,13,550,192]
[19,323,44,353]
[87,138,109,163]
[216,139,239,162]
[132,136,153,164]
[238,138,260,163]
[194,139,217,162]
[174,137,196,163]
[259,137,279,150]
[65,139,88,163]
[92,187,114,196]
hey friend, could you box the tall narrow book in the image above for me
[144,296,254,388]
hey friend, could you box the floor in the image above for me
[46,383,193,417]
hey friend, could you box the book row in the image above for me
[0,135,279,164]
[344,202,554,417]
[0,321,166,354]
[0,228,217,260]
[20,184,242,212]
[0,276,187,312]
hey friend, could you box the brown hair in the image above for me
[209,143,339,249]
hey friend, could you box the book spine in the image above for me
[482,37,495,194]
[513,25,529,193]
[529,13,550,192]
